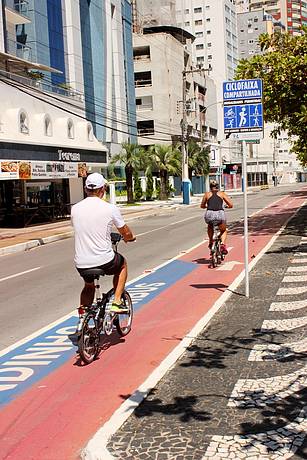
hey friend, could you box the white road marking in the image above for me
[135,215,199,237]
[294,252,307,256]
[216,261,243,271]
[261,316,307,331]
[0,267,41,283]
[292,258,307,264]
[277,285,307,295]
[269,299,307,311]
[282,274,307,283]
[287,266,307,272]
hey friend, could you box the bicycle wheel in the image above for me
[211,246,218,268]
[78,312,100,364]
[217,243,222,264]
[115,290,133,337]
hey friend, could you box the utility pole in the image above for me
[181,65,211,205]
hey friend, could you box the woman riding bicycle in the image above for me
[200,180,233,255]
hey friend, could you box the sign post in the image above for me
[223,79,264,298]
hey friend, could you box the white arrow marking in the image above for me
[216,261,243,271]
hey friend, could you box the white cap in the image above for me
[85,172,107,189]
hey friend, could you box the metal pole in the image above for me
[182,69,190,204]
[242,140,249,298]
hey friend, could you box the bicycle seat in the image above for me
[80,268,105,278]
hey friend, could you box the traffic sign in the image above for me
[223,79,263,139]
[223,79,262,103]
[229,132,263,140]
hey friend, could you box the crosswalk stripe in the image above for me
[282,274,307,283]
[277,285,307,295]
[287,266,307,272]
[261,316,307,331]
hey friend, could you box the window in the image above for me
[195,19,202,25]
[196,44,204,49]
[185,21,190,26]
[206,30,211,34]
[67,119,74,139]
[44,115,52,136]
[19,111,29,134]
[207,42,212,47]
[206,18,211,22]
[195,31,203,37]
[185,8,189,14]
[208,55,212,60]
[87,123,94,141]
[248,39,254,44]
[194,7,202,13]
[197,56,204,64]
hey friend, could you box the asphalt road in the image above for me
[0,184,305,350]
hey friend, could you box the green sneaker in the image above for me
[110,302,129,314]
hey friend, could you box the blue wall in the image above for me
[46,0,65,85]
[79,0,106,141]
[122,0,137,141]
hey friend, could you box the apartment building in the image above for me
[249,0,307,35]
[0,0,136,226]
[237,9,285,58]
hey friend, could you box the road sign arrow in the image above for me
[217,261,243,271]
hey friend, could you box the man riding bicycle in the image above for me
[71,173,136,329]
[200,180,233,255]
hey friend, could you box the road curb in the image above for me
[0,204,200,257]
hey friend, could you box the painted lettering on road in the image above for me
[0,259,197,406]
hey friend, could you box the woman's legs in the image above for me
[219,223,227,244]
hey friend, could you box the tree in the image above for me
[235,28,307,165]
[133,171,143,201]
[145,170,154,201]
[149,144,181,200]
[111,142,144,203]
[187,140,210,178]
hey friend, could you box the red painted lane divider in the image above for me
[0,191,305,460]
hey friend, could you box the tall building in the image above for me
[237,9,285,59]
[236,0,249,12]
[0,0,136,226]
[249,0,307,35]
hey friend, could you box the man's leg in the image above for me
[80,281,95,307]
[113,258,127,304]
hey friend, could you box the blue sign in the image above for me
[223,79,262,102]
[224,104,263,131]
[223,79,263,139]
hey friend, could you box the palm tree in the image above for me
[149,144,181,200]
[111,142,144,203]
[188,140,210,178]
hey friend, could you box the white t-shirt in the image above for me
[71,197,125,268]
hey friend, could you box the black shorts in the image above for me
[77,253,125,283]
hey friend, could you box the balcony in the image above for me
[5,1,30,25]
[133,46,151,62]
[7,38,32,61]
[0,69,83,102]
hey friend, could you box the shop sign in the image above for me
[0,161,19,179]
[0,160,81,180]
[31,162,78,179]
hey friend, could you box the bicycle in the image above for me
[210,223,225,268]
[77,233,133,364]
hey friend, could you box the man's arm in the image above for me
[117,224,136,242]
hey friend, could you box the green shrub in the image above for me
[133,172,143,201]
[145,172,154,200]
